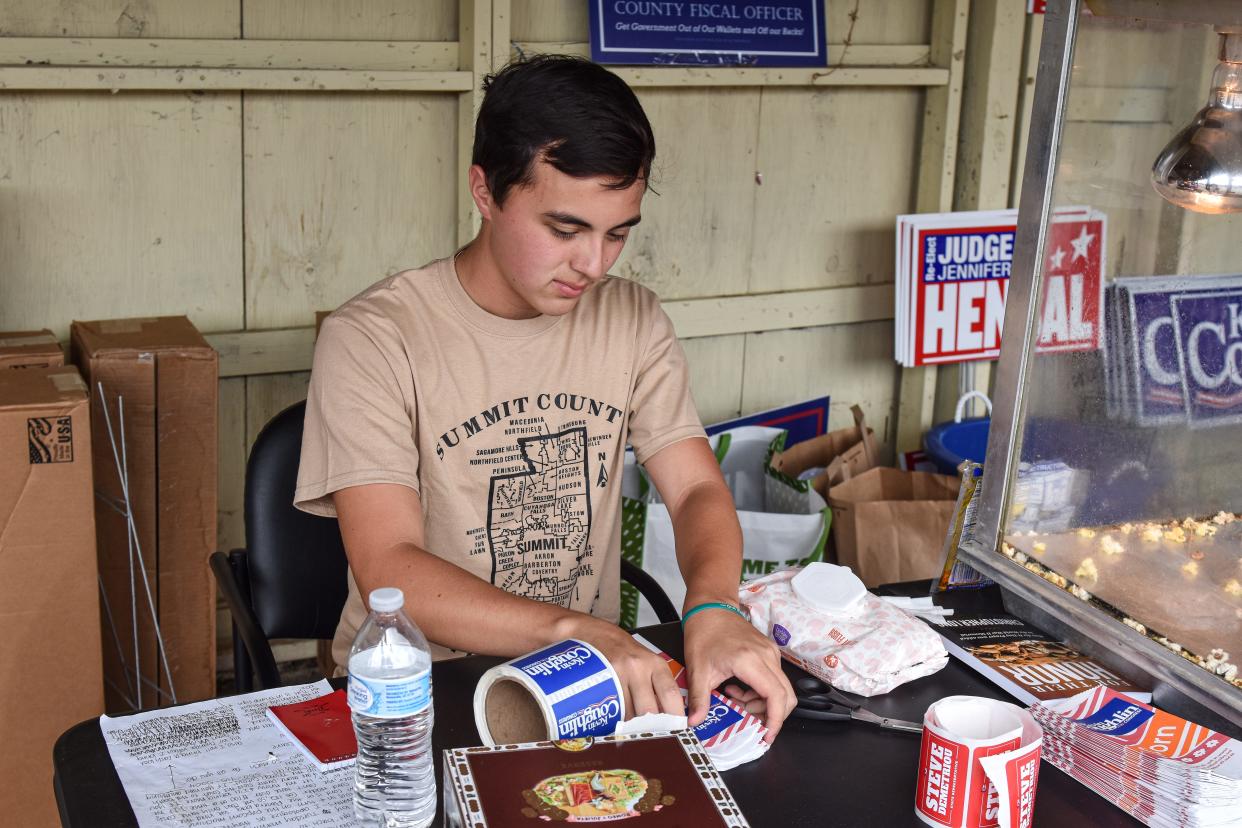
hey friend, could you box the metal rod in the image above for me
[969,0,1084,559]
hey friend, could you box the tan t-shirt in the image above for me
[294,257,705,668]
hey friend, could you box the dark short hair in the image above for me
[472,54,656,206]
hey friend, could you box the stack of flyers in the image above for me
[1031,686,1242,827]
[1105,274,1242,428]
[632,635,769,771]
[895,207,1107,368]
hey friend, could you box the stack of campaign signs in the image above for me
[1033,686,1242,827]
[895,208,1107,368]
[1106,274,1242,428]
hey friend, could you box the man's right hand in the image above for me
[557,614,684,720]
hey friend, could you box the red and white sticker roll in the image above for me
[915,696,1043,828]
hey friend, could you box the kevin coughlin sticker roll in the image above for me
[473,639,626,746]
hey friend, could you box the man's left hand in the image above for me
[682,606,796,742]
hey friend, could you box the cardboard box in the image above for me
[0,366,104,825]
[827,467,961,587]
[71,317,218,712]
[0,328,64,370]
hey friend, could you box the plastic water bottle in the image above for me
[348,587,436,827]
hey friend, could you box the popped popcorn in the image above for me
[1075,558,1099,582]
[1099,535,1124,556]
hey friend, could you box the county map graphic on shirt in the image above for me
[488,427,593,606]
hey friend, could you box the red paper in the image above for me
[266,689,357,768]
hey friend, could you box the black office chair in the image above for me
[211,400,680,692]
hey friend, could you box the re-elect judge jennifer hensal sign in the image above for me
[895,209,1106,368]
[589,1,826,67]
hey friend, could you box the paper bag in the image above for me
[827,467,960,588]
[768,404,879,502]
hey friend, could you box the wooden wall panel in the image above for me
[511,1,587,42]
[242,2,457,41]
[681,335,745,425]
[611,89,761,300]
[246,373,311,444]
[826,0,929,44]
[739,320,899,460]
[243,93,460,329]
[218,376,247,555]
[1,0,237,38]
[0,92,243,337]
[751,87,922,293]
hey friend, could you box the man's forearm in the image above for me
[352,541,604,656]
[668,480,744,610]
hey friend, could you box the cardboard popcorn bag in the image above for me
[828,467,961,588]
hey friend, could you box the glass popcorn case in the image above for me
[957,0,1242,729]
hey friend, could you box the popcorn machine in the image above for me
[957,0,1242,730]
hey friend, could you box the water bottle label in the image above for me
[348,670,432,718]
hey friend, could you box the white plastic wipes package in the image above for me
[738,567,949,696]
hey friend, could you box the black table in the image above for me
[55,591,1142,827]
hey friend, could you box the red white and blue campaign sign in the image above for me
[895,209,1106,367]
[589,1,826,67]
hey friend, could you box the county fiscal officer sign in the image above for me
[590,1,826,66]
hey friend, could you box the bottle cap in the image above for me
[369,587,404,613]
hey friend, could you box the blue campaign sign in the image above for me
[705,396,830,446]
[1172,289,1242,427]
[1127,289,1189,425]
[589,1,826,67]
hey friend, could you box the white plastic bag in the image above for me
[620,427,830,628]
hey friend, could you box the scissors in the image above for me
[791,675,923,734]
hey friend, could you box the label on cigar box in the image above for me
[443,730,750,827]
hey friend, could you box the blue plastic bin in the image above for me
[923,417,990,475]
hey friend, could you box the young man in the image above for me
[295,55,795,739]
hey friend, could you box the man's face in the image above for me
[477,159,644,318]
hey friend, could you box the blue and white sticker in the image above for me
[348,670,432,719]
[512,640,609,697]
[550,679,624,740]
[692,698,746,743]
[476,639,627,745]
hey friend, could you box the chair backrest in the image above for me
[244,400,348,640]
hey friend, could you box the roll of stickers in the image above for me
[473,639,626,746]
[915,696,1043,828]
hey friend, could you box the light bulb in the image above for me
[1152,29,1242,214]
